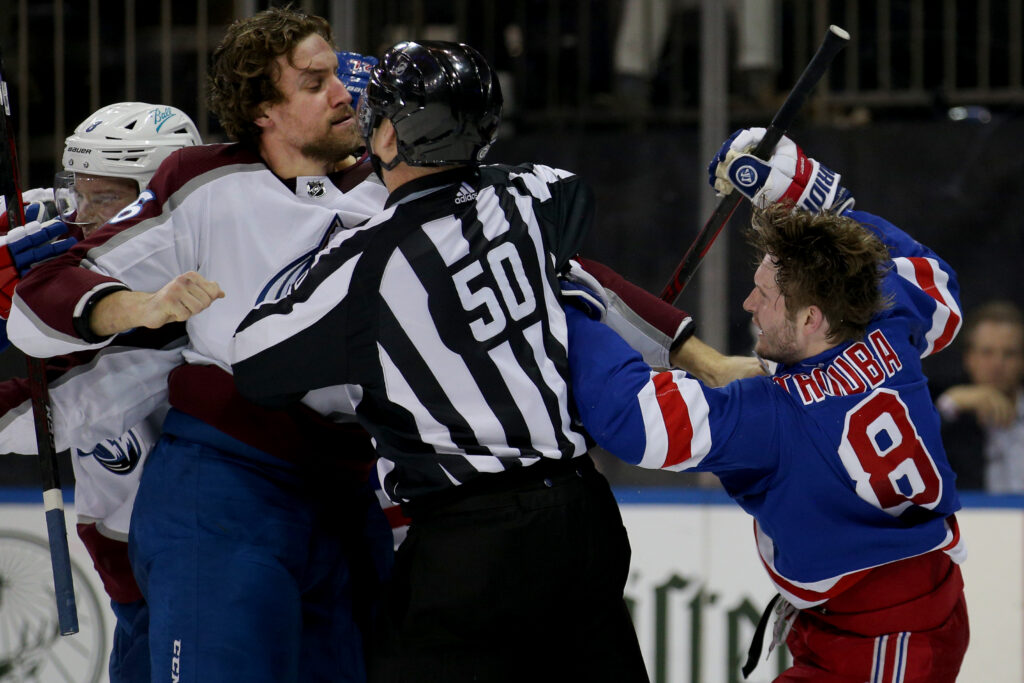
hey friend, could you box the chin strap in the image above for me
[368,150,401,182]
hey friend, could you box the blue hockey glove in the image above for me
[707,127,855,214]
[0,219,77,319]
[337,52,378,108]
[4,219,78,276]
[559,260,608,321]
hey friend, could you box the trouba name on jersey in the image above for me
[772,328,904,405]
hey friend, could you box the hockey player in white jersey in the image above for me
[58,101,202,237]
[5,7,398,679]
[0,100,199,683]
[0,102,199,318]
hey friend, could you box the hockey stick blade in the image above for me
[659,25,850,304]
[0,43,79,636]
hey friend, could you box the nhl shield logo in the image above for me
[306,179,326,197]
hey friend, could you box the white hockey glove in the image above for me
[0,193,58,231]
[559,259,608,321]
[707,127,855,214]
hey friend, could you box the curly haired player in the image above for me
[564,128,967,682]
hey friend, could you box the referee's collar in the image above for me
[385,165,480,208]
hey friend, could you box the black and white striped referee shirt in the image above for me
[232,163,595,502]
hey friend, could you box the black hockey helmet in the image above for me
[356,40,502,168]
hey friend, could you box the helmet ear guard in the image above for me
[62,102,202,191]
[358,41,503,169]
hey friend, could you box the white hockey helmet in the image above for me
[62,102,201,191]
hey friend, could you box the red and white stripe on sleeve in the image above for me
[892,256,962,357]
[636,370,713,471]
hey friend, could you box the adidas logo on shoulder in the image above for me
[454,182,477,205]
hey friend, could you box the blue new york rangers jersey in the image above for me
[568,210,965,608]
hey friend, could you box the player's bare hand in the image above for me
[144,271,225,326]
[700,354,767,387]
[670,335,767,387]
[89,271,225,336]
[940,384,1016,428]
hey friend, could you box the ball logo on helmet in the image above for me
[152,107,176,132]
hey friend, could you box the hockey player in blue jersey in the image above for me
[563,128,968,682]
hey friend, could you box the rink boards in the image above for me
[0,489,1018,683]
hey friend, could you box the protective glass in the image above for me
[54,171,138,228]
[53,170,87,225]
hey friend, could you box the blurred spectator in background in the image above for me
[936,300,1024,492]
[614,0,776,108]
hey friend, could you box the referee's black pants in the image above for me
[368,454,649,682]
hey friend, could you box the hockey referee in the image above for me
[231,41,649,682]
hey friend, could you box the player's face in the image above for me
[964,320,1024,396]
[73,173,140,237]
[262,33,361,165]
[743,254,803,365]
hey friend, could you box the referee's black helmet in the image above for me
[357,41,503,167]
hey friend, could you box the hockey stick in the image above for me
[0,45,79,636]
[659,24,850,304]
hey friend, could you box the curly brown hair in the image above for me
[208,6,334,145]
[748,203,892,344]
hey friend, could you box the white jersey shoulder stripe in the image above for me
[85,162,267,263]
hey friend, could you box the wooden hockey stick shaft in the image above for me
[659,25,851,304]
[0,44,79,636]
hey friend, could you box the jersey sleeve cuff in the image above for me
[73,283,132,343]
[671,317,696,351]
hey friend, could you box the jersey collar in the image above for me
[385,165,480,209]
